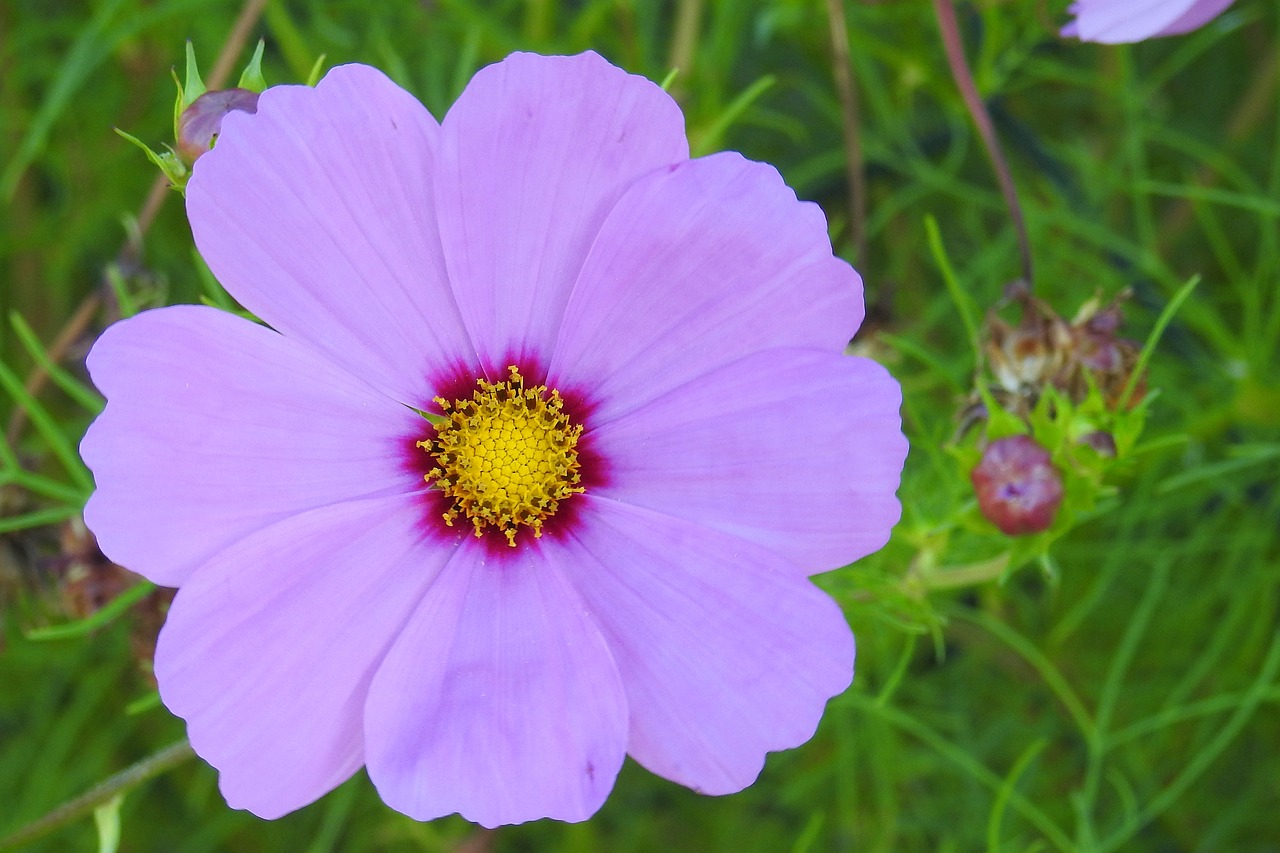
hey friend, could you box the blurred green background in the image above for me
[2,0,1278,850]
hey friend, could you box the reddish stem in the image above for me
[932,0,1034,286]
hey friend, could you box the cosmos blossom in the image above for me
[79,51,907,828]
[1062,0,1236,43]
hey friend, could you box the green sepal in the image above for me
[974,381,1027,441]
[113,128,189,192]
[238,40,268,92]
[171,67,183,140]
[181,41,207,110]
[172,42,207,141]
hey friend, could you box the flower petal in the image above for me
[434,51,689,364]
[80,305,420,587]
[1161,0,1235,35]
[556,498,855,795]
[186,63,470,405]
[591,348,905,573]
[1063,0,1232,42]
[364,540,628,827]
[153,493,451,819]
[550,151,862,418]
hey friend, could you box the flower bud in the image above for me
[971,435,1064,535]
[176,88,260,164]
[1078,430,1117,457]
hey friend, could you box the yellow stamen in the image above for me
[419,366,584,546]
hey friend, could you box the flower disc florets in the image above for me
[420,366,583,546]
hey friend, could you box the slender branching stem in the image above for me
[824,0,869,266]
[932,0,1034,286]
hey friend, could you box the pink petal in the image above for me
[1161,0,1235,35]
[186,63,469,406]
[433,51,689,365]
[364,539,628,827]
[80,305,421,587]
[591,348,905,574]
[1063,0,1233,42]
[549,151,863,417]
[153,494,452,819]
[556,498,855,795]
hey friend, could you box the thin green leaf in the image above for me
[925,215,982,361]
[305,54,328,88]
[1118,275,1199,409]
[0,358,93,491]
[1,0,128,200]
[690,75,776,157]
[1097,634,1280,852]
[0,505,79,534]
[9,312,103,414]
[125,691,163,716]
[842,691,1074,852]
[874,633,918,707]
[104,263,139,319]
[947,604,1095,741]
[988,739,1048,853]
[26,581,156,641]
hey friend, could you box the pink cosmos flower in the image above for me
[79,51,906,827]
[1062,0,1236,43]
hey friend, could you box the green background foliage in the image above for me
[2,0,1278,850]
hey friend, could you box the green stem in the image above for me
[0,741,194,851]
[917,553,1010,590]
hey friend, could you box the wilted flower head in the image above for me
[971,435,1064,536]
[984,284,1075,409]
[1063,0,1236,43]
[80,52,906,827]
[981,283,1142,418]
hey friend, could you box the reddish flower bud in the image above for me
[971,435,1064,535]
[177,88,260,164]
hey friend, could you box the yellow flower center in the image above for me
[419,366,584,546]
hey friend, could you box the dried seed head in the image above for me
[973,286,1145,424]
